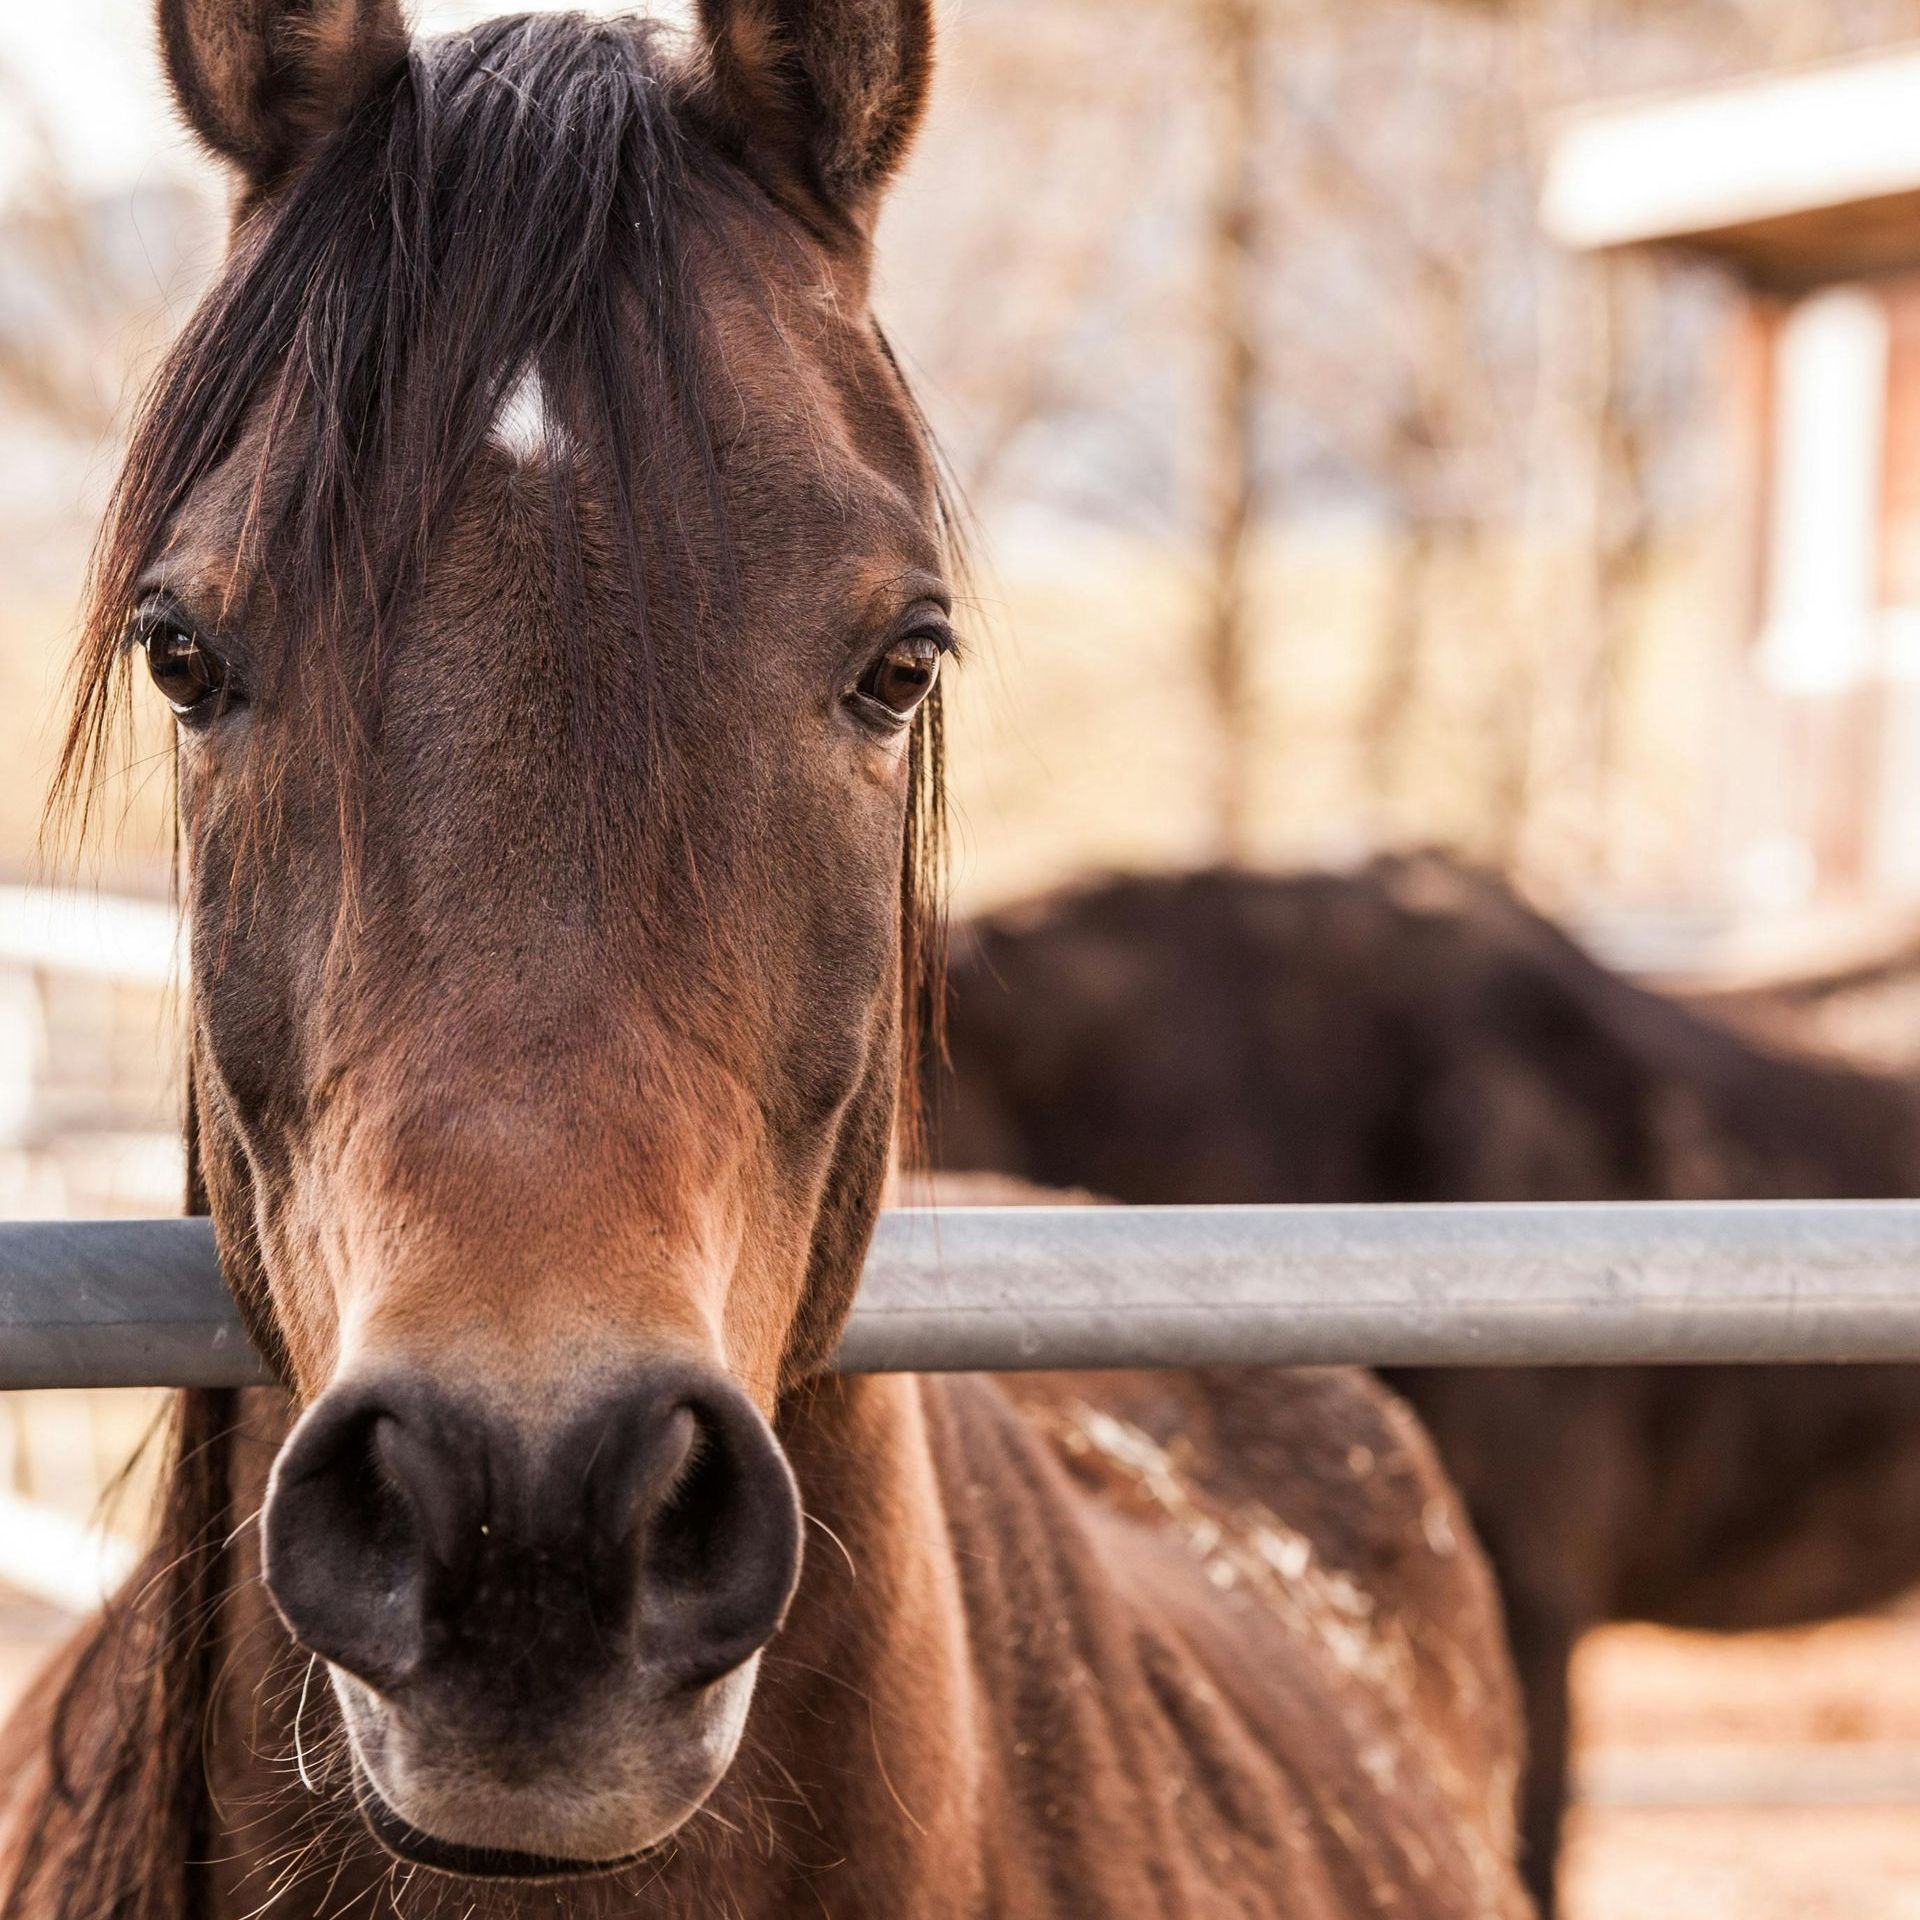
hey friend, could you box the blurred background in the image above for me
[9,1,1920,1914]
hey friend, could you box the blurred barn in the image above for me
[1546,45,1920,928]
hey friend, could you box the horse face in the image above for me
[113,0,938,1877]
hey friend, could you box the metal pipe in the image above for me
[4,1203,1920,1389]
[0,1218,263,1390]
[843,1202,1920,1372]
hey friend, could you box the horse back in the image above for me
[921,1368,1530,1919]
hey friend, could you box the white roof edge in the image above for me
[1542,43,1920,253]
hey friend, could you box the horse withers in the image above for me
[0,8,1530,1916]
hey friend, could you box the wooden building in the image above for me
[1545,46,1920,923]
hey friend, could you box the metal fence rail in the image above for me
[5,1202,1920,1387]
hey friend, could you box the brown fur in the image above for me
[0,7,1529,1915]
[931,854,1920,1915]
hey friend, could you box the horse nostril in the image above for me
[262,1385,476,1692]
[585,1401,697,1553]
[372,1409,486,1575]
[586,1379,803,1688]
[648,1413,729,1591]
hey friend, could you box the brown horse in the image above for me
[933,855,1920,1917]
[0,9,1528,1917]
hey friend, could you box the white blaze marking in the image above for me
[490,365,561,464]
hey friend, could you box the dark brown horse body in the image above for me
[932,855,1920,1916]
[0,8,1527,1916]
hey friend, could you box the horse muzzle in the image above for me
[260,1362,801,1873]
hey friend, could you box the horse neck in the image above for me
[204,1373,986,1919]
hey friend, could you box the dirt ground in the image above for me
[0,1584,1915,1915]
[1562,1611,1920,1920]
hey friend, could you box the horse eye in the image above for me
[853,634,944,723]
[140,617,230,719]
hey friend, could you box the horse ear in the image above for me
[156,0,408,185]
[694,0,933,230]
